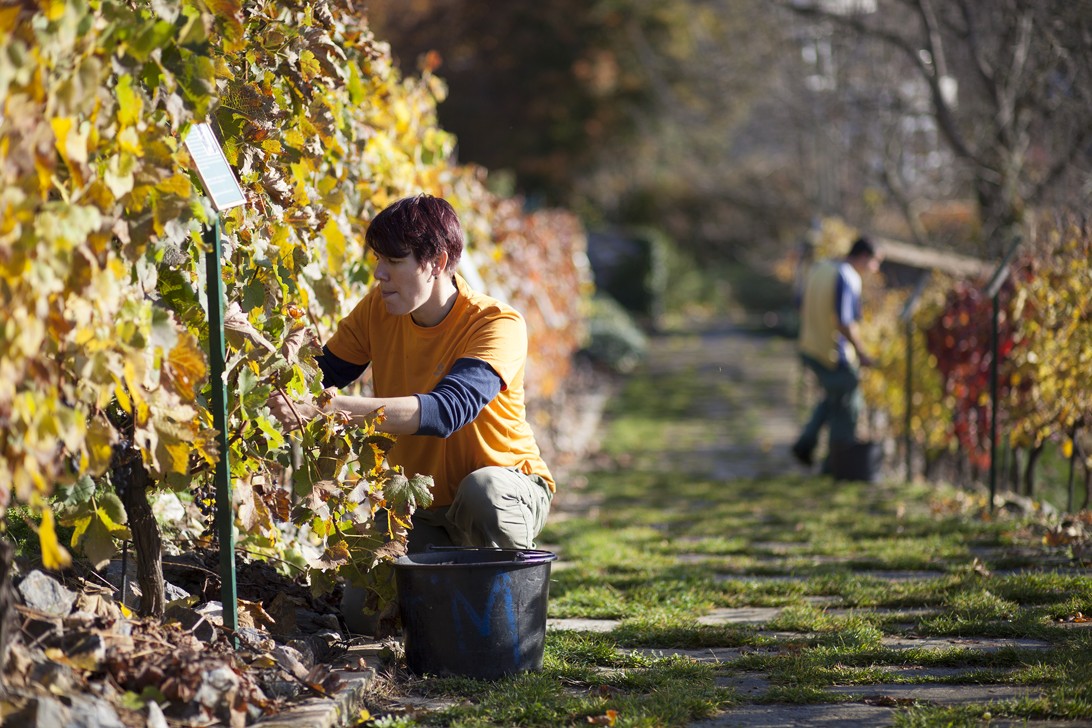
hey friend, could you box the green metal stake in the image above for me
[899,272,929,482]
[989,292,1000,510]
[1067,423,1078,513]
[204,217,238,638]
[183,121,245,643]
[904,318,913,479]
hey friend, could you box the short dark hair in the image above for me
[365,194,463,270]
[847,236,876,259]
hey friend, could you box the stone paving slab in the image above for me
[715,673,772,696]
[828,682,1046,704]
[692,703,896,727]
[548,617,620,633]
[714,573,809,583]
[254,669,375,728]
[547,607,787,633]
[713,570,948,585]
[868,665,1015,678]
[633,646,750,663]
[881,636,1052,652]
[697,607,783,625]
[749,542,810,554]
[694,683,1064,728]
[821,607,938,619]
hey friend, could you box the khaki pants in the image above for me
[340,466,554,635]
[408,466,553,552]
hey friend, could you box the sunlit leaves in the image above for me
[164,333,207,401]
[70,505,131,570]
[857,214,1092,478]
[37,508,72,570]
[235,477,273,534]
[1,0,210,523]
[860,277,953,455]
[115,74,143,128]
[2,0,588,599]
[1005,216,1092,458]
[385,472,434,516]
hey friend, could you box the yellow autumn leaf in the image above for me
[1063,439,1074,458]
[70,513,93,549]
[118,126,142,155]
[115,74,143,128]
[39,508,72,570]
[114,380,132,414]
[85,417,115,475]
[157,437,192,475]
[104,153,135,199]
[322,218,346,274]
[50,117,88,167]
[157,172,194,198]
[284,128,306,149]
[41,0,66,21]
[44,647,66,662]
[0,6,20,31]
[165,334,207,401]
[79,509,126,569]
[95,505,131,538]
[289,158,314,196]
[123,360,149,426]
[299,49,321,80]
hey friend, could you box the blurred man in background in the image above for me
[792,236,880,471]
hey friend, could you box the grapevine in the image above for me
[0,0,591,600]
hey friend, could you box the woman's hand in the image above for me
[267,390,323,431]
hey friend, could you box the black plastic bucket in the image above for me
[828,440,883,482]
[393,546,557,679]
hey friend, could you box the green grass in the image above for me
[404,632,732,727]
[362,327,1092,727]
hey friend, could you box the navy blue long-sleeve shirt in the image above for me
[315,345,501,437]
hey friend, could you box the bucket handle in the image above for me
[424,545,556,561]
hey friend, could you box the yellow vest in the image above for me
[799,259,858,369]
[326,274,554,507]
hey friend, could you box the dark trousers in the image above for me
[794,354,862,459]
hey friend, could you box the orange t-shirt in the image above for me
[325,274,555,508]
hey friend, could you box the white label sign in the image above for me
[184,123,246,212]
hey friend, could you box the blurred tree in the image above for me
[784,0,1092,256]
[367,1,1092,264]
[365,0,808,262]
[364,1,641,204]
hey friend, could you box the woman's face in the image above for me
[372,250,436,317]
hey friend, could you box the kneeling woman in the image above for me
[271,194,555,553]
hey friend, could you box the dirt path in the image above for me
[550,322,806,528]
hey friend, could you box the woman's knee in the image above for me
[457,466,511,510]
